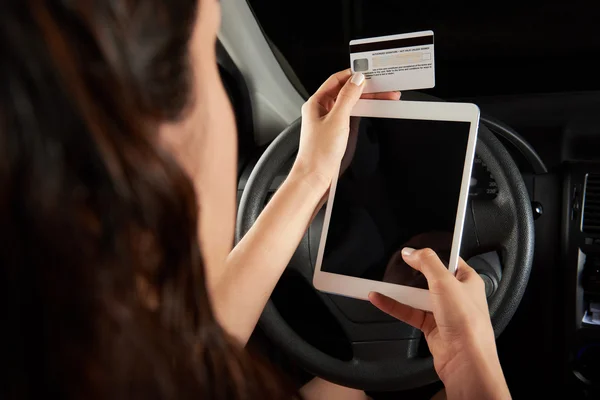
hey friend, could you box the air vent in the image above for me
[582,174,600,233]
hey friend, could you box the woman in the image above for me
[0,0,511,399]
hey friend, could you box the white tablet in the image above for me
[313,99,479,312]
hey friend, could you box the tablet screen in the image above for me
[320,117,471,289]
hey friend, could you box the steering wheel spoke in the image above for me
[472,198,516,251]
[286,232,316,282]
[317,292,421,339]
[351,339,418,363]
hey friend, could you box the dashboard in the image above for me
[226,34,599,392]
[470,154,498,200]
[220,3,600,390]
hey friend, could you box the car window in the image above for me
[248,0,600,98]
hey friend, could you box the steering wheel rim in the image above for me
[236,95,534,391]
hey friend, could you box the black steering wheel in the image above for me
[236,93,534,391]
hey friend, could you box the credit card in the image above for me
[350,30,435,93]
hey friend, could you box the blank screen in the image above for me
[320,117,470,289]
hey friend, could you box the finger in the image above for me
[361,91,401,100]
[401,247,452,285]
[330,72,366,117]
[309,69,353,112]
[455,258,487,295]
[368,292,428,331]
[455,257,479,282]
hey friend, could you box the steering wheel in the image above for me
[236,93,534,391]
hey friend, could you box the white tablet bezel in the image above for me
[313,99,480,312]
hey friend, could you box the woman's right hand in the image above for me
[369,248,511,400]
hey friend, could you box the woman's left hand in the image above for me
[295,69,401,188]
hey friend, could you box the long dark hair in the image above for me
[0,1,291,398]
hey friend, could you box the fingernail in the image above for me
[401,247,415,256]
[351,72,365,86]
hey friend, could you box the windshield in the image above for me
[248,0,600,98]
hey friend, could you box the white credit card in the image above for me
[350,30,435,93]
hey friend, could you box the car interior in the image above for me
[219,0,600,398]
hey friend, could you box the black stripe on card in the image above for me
[350,35,433,54]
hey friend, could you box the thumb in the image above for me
[331,72,365,118]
